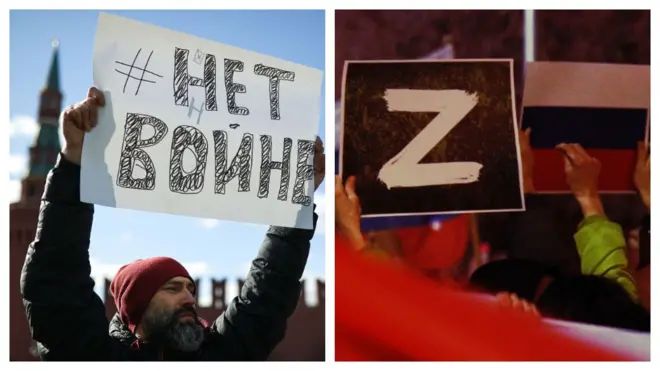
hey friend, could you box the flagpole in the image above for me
[524,9,536,71]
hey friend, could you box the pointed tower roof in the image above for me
[27,39,63,178]
[45,39,60,91]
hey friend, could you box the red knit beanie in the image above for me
[109,257,193,332]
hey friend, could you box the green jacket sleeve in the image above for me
[574,214,638,301]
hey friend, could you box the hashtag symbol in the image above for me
[114,49,163,95]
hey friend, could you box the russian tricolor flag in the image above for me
[521,62,649,193]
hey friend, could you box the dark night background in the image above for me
[341,60,523,215]
[335,9,649,275]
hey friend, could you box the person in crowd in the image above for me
[631,141,650,311]
[20,87,326,361]
[472,135,650,332]
[335,175,402,260]
[557,142,637,301]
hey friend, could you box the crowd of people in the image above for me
[335,128,651,332]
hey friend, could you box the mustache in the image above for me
[173,306,199,320]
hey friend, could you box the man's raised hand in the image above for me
[61,87,105,164]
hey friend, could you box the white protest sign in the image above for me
[81,13,323,229]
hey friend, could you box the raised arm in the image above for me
[335,175,368,251]
[558,143,638,301]
[573,209,638,300]
[20,88,117,360]
[210,137,326,361]
[633,141,650,271]
[211,209,318,360]
[632,141,650,310]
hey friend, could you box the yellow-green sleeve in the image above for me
[574,214,638,301]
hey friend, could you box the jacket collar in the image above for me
[109,313,138,346]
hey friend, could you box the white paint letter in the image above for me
[378,89,482,189]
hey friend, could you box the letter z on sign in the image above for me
[378,89,482,189]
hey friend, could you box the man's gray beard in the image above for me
[141,306,205,353]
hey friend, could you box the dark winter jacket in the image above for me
[20,154,318,361]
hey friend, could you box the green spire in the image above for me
[45,39,60,91]
[28,39,62,178]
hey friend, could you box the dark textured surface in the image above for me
[342,60,522,215]
[335,10,525,108]
[535,10,650,64]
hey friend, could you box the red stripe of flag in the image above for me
[532,149,637,193]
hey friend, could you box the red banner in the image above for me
[335,243,633,361]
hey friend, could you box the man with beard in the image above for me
[20,87,325,361]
